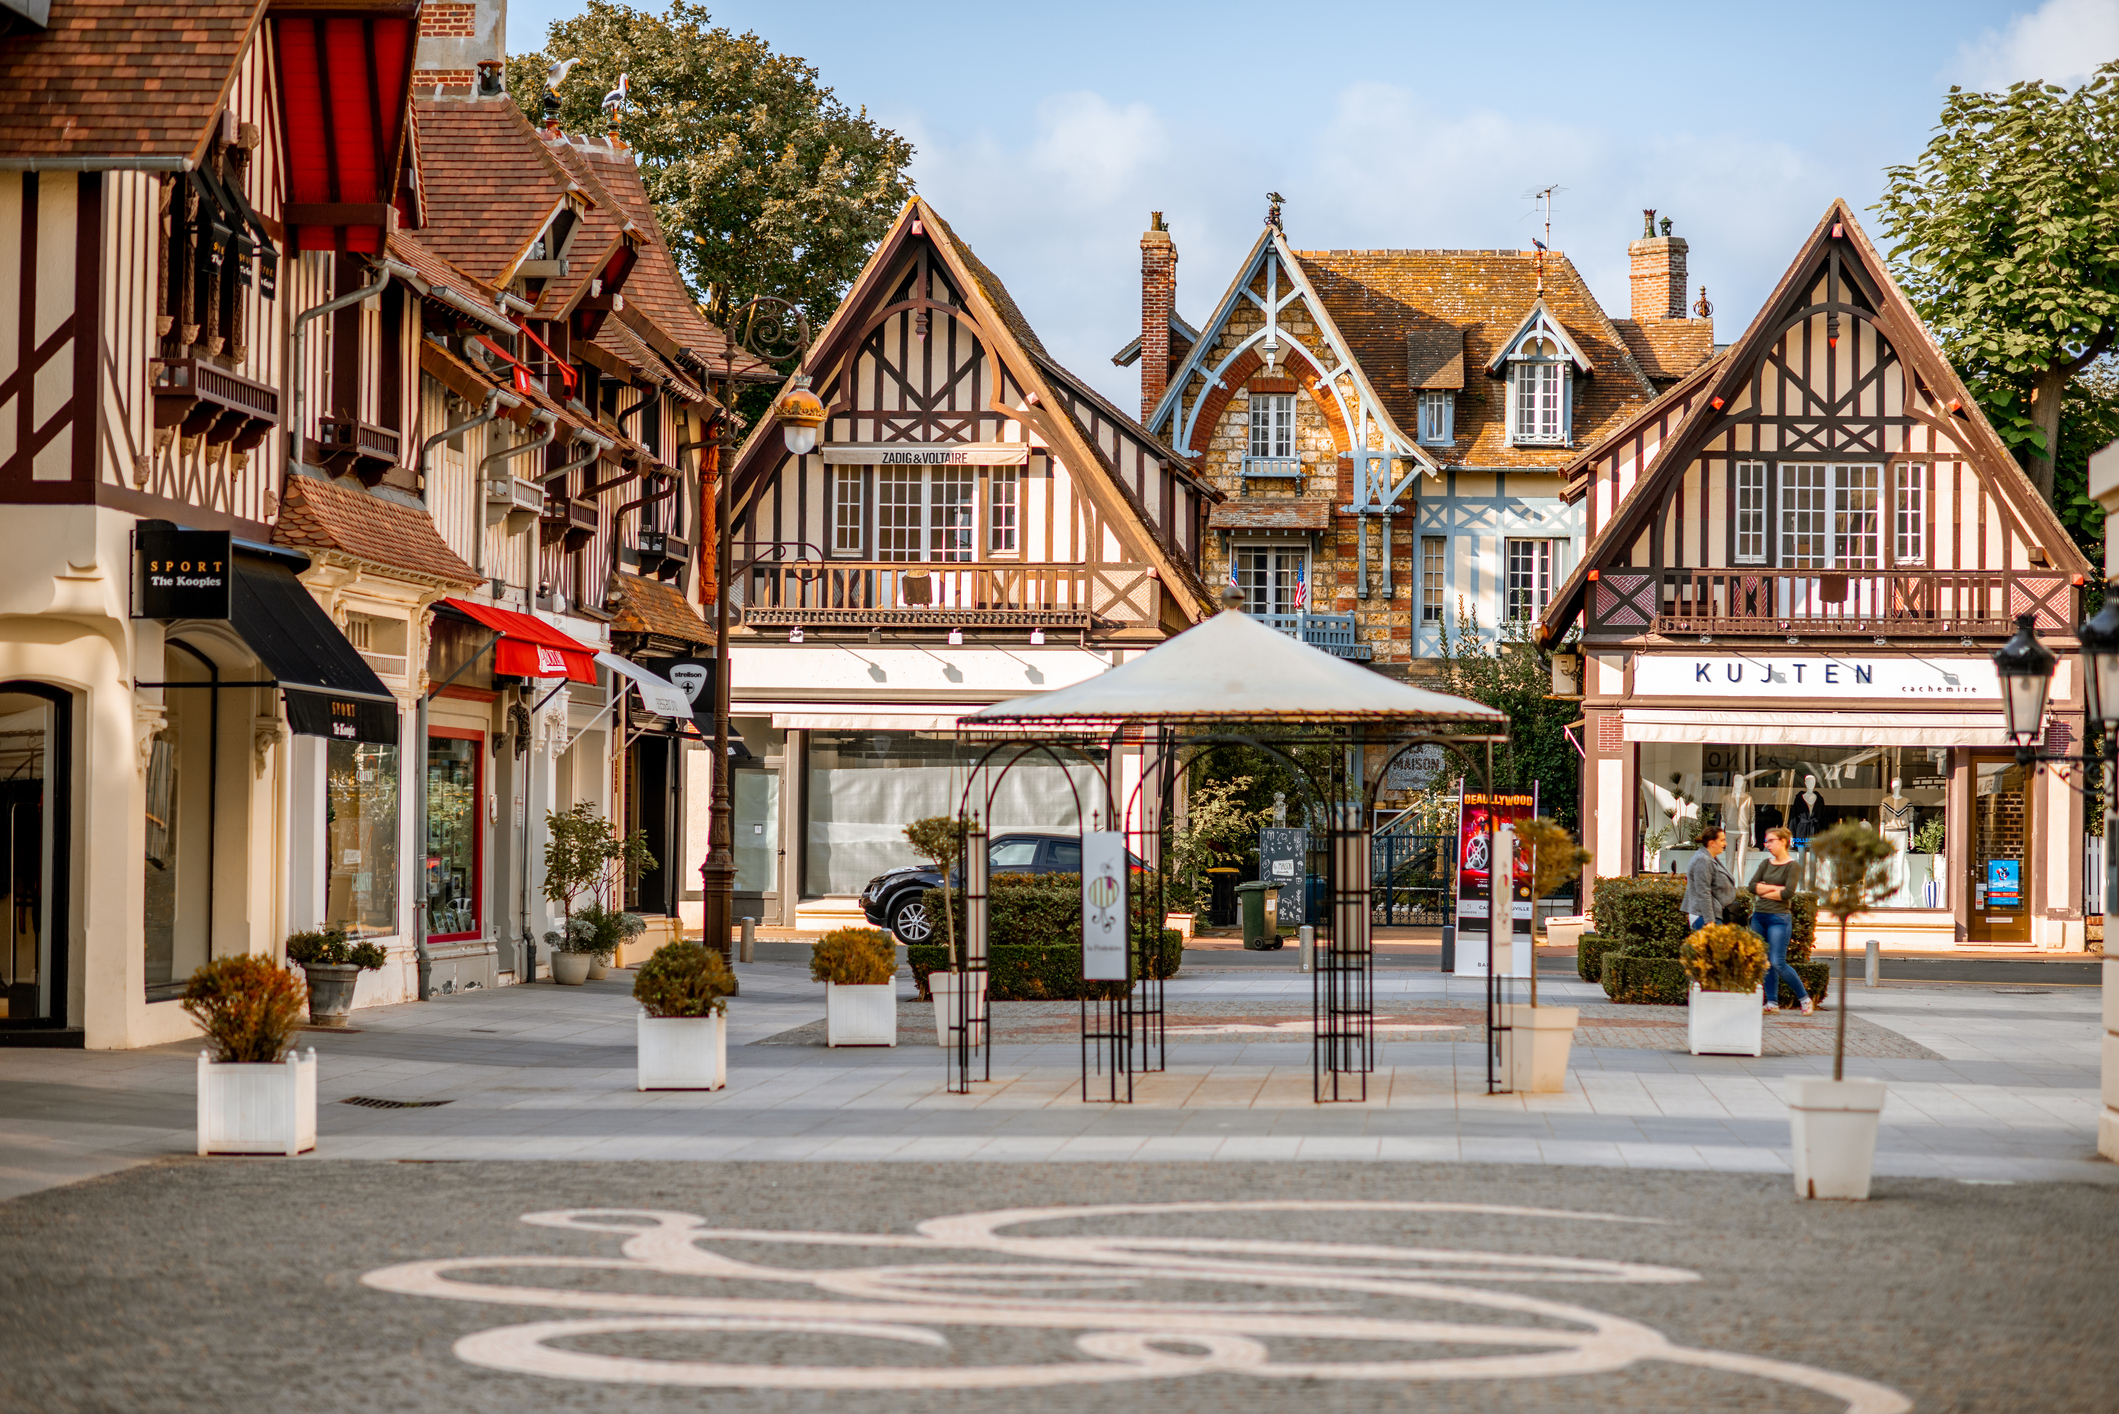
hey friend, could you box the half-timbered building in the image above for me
[719,197,1219,931]
[1126,206,1714,675]
[1538,201,2092,950]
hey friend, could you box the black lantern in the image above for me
[1992,612,2057,747]
[2076,581,2119,733]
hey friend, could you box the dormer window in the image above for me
[1509,338,1567,446]
[1249,393,1295,459]
[1418,391,1454,446]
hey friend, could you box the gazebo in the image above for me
[949,606,1507,1102]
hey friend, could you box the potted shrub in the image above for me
[284,927,387,1027]
[1681,922,1768,1056]
[555,902,645,982]
[903,815,985,1047]
[1496,818,1590,1092]
[633,940,736,1090]
[1789,821,1897,1200]
[811,927,898,1046]
[541,803,655,985]
[186,955,316,1156]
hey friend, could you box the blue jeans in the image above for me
[1689,914,1709,933]
[1751,911,1807,1008]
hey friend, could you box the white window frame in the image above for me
[1734,461,1768,564]
[1248,393,1295,460]
[1505,538,1555,621]
[1508,348,1566,446]
[987,466,1019,557]
[1417,390,1454,446]
[831,468,865,557]
[873,467,975,563]
[1777,462,1883,569]
[1893,462,1925,566]
[1421,535,1445,624]
[1234,543,1308,617]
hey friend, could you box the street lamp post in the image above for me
[701,298,818,969]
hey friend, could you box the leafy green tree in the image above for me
[543,803,657,939]
[1431,604,1580,830]
[1876,63,2119,506]
[1169,774,1271,913]
[2052,360,2119,563]
[508,1,915,327]
[902,816,964,968]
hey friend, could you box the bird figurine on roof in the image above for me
[601,72,629,131]
[542,57,580,129]
[1266,191,1285,230]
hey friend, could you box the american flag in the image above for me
[1292,561,1306,611]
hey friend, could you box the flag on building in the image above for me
[1292,561,1306,611]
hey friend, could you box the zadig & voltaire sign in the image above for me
[820,443,1030,466]
[1634,655,1998,698]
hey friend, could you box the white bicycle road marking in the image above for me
[360,1198,1911,1412]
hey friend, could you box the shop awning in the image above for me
[272,10,419,255]
[1621,710,2009,748]
[231,555,399,744]
[442,600,598,683]
[595,652,693,718]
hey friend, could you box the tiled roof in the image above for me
[410,93,575,284]
[387,230,507,322]
[1611,317,1717,384]
[1291,250,1660,470]
[0,1,262,165]
[605,571,710,645]
[593,315,708,403]
[1208,499,1332,531]
[272,472,481,588]
[530,133,631,314]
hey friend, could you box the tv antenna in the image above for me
[1524,182,1563,294]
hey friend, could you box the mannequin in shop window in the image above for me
[1880,777,1914,903]
[1790,774,1824,845]
[1723,770,1759,886]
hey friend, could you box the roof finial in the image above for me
[1265,192,1284,231]
[1693,285,1713,319]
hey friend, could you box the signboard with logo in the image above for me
[1080,830,1129,981]
[1452,786,1536,977]
[821,443,1031,466]
[1257,827,1307,926]
[1383,743,1447,792]
[283,690,399,745]
[136,523,231,619]
[1634,655,1999,699]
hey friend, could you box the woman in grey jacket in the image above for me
[1682,825,1735,931]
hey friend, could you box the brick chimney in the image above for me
[1628,209,1687,321]
[1140,213,1177,423]
[416,0,507,95]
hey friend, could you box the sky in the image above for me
[507,0,2119,411]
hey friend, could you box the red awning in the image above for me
[444,600,598,684]
[273,11,419,254]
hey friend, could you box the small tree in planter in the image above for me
[542,804,655,981]
[632,941,737,1089]
[811,927,898,1047]
[548,902,647,984]
[1494,817,1591,1091]
[284,928,388,1026]
[901,816,963,964]
[1789,820,1899,1199]
[1680,922,1769,1057]
[184,956,316,1156]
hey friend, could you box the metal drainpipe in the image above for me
[476,410,557,590]
[545,426,613,489]
[289,260,390,477]
[418,389,513,508]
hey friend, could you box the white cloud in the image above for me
[1954,0,2119,90]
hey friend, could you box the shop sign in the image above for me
[1080,831,1128,981]
[1452,788,1535,976]
[1635,655,1998,699]
[136,524,231,619]
[283,690,400,745]
[820,443,1031,466]
[1383,744,1447,792]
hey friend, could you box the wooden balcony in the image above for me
[635,528,690,582]
[315,417,402,485]
[151,357,280,451]
[1255,611,1372,660]
[1594,569,2080,639]
[540,495,600,551]
[736,561,1158,631]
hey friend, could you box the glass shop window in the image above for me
[425,733,482,941]
[327,740,400,937]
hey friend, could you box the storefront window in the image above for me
[326,740,400,936]
[1636,743,1948,908]
[425,733,481,940]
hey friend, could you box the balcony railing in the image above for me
[151,357,279,450]
[736,561,1158,630]
[1594,569,2079,638]
[316,417,402,485]
[1241,455,1302,482]
[540,495,600,551]
[1255,610,1372,660]
[635,528,690,582]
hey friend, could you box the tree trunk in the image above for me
[2025,364,2070,507]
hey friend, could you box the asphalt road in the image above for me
[2,1160,2112,1413]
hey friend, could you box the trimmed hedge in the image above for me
[1591,871,1823,1006]
[1576,932,1622,984]
[922,871,1172,954]
[1600,952,1832,1007]
[906,931,1184,1001]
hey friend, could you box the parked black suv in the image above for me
[862,833,1132,944]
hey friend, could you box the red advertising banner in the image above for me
[1452,785,1536,975]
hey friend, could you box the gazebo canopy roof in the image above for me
[966,610,1507,727]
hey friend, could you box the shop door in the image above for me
[0,686,67,1029]
[732,764,782,927]
[1967,754,2033,945]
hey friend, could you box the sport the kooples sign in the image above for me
[1634,655,2000,699]
[136,523,231,619]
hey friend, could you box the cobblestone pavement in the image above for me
[1,1159,2113,1413]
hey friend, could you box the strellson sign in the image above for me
[1633,655,1999,699]
[136,522,231,619]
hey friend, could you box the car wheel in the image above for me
[890,896,933,945]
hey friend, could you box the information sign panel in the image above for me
[1081,831,1129,980]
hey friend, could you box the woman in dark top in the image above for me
[1748,826,1813,1014]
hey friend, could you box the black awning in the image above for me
[231,554,399,745]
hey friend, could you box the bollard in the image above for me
[739,917,756,964]
[1440,924,1455,973]
[1864,937,1880,988]
[1299,925,1315,974]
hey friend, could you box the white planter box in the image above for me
[637,1011,727,1090]
[929,970,988,1048]
[197,1048,317,1156]
[1497,1004,1578,1093]
[1542,915,1588,952]
[1788,1076,1887,1200]
[826,982,897,1047]
[551,952,592,986]
[1688,984,1765,1056]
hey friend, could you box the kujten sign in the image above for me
[1633,655,1999,699]
[136,523,231,619]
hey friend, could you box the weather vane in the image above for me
[1266,191,1284,231]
